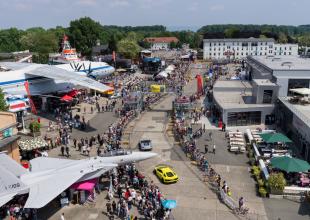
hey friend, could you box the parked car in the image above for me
[109,92,121,99]
[139,139,152,151]
[153,165,179,184]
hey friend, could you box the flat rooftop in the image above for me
[203,38,274,42]
[213,80,274,110]
[252,79,277,86]
[249,56,310,71]
[279,97,310,126]
[213,80,252,89]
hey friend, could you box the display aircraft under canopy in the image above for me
[0,150,157,208]
[0,62,113,96]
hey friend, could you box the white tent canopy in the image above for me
[290,88,310,96]
[165,65,175,72]
[157,71,169,78]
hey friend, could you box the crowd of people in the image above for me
[105,164,172,220]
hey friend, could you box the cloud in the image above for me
[76,0,97,6]
[209,4,224,11]
[109,0,130,8]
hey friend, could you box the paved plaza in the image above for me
[26,66,310,220]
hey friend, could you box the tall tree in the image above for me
[0,88,8,111]
[117,38,141,59]
[278,32,288,43]
[68,17,103,57]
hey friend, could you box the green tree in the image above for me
[68,17,103,57]
[298,34,310,47]
[117,38,141,59]
[278,32,288,43]
[224,28,239,38]
[0,28,24,52]
[0,88,8,111]
[20,31,58,54]
[268,173,286,194]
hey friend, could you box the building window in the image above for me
[285,47,287,50]
[260,52,262,55]
[242,42,248,47]
[214,53,216,56]
[241,52,243,55]
[289,47,292,50]
[246,53,248,55]
[251,42,258,47]
[263,90,273,104]
[227,111,261,126]
[289,52,291,55]
[210,43,211,47]
[265,52,267,55]
[275,47,277,50]
[209,53,212,56]
[284,52,286,55]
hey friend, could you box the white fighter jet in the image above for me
[0,150,157,209]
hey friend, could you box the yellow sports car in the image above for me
[154,165,179,184]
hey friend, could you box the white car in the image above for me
[109,92,121,99]
[139,139,152,151]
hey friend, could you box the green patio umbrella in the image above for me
[259,133,292,144]
[270,156,310,173]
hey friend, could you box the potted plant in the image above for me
[268,173,286,195]
[259,187,267,197]
[29,121,41,137]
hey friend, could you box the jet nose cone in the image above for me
[136,152,157,161]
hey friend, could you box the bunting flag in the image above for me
[24,81,37,115]
[196,74,203,94]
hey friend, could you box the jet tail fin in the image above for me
[0,153,27,177]
[0,166,27,207]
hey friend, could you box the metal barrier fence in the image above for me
[219,188,238,210]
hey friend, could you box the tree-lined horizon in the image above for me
[1,18,310,63]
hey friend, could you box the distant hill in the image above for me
[197,24,310,36]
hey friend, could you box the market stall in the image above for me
[18,137,48,160]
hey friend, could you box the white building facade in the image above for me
[203,38,298,60]
[150,42,169,50]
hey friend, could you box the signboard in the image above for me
[150,85,165,93]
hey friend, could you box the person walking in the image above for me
[60,213,65,220]
[204,145,209,154]
[213,144,216,154]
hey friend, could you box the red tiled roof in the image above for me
[144,37,179,43]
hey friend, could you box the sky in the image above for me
[0,0,309,29]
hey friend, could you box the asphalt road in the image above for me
[131,95,239,220]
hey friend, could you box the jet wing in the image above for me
[30,157,78,172]
[0,192,17,207]
[24,163,117,209]
[24,171,83,208]
[26,65,112,93]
